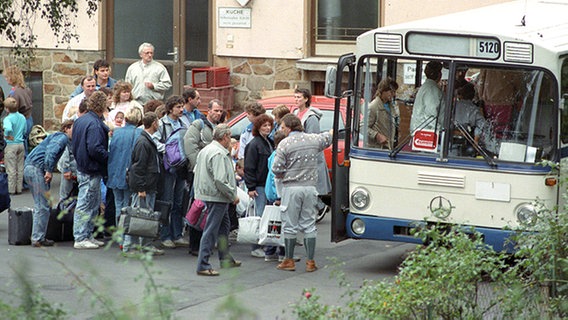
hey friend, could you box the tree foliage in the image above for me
[0,0,100,64]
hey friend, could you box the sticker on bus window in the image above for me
[412,130,438,152]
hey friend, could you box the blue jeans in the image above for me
[24,165,50,242]
[113,188,131,226]
[251,186,267,251]
[159,172,186,241]
[122,192,156,252]
[254,186,267,216]
[196,201,235,272]
[73,171,102,242]
[59,176,75,200]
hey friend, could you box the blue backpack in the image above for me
[163,127,188,173]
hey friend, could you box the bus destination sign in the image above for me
[406,32,500,60]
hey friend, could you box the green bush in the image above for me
[291,219,567,319]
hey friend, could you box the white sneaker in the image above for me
[173,238,190,247]
[89,237,105,247]
[251,248,265,258]
[74,240,99,249]
[143,246,165,256]
[162,240,176,248]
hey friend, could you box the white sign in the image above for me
[403,63,416,84]
[219,7,251,28]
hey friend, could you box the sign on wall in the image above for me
[218,7,251,28]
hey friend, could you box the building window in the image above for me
[317,0,378,42]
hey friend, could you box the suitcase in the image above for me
[46,208,74,242]
[8,207,33,245]
[46,197,76,242]
[46,208,63,241]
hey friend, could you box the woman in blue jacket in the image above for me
[107,108,143,225]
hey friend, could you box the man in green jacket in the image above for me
[193,124,241,276]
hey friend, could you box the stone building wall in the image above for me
[0,48,104,131]
[0,49,315,130]
[215,56,311,110]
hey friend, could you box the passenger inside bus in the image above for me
[409,61,445,133]
[366,77,399,150]
[450,82,495,157]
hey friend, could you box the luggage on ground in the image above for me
[8,207,33,245]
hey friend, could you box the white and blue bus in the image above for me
[326,0,568,252]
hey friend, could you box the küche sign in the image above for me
[219,7,251,28]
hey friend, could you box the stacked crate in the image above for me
[190,67,234,114]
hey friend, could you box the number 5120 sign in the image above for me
[476,40,500,58]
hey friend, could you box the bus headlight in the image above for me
[515,203,537,226]
[351,218,366,235]
[351,188,370,210]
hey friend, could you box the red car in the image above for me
[227,95,348,172]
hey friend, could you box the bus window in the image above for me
[449,66,557,163]
[358,57,424,151]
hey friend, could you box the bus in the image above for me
[325,0,568,252]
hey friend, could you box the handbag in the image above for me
[258,205,284,246]
[185,199,208,231]
[236,201,260,244]
[119,198,161,238]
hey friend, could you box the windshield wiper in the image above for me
[453,121,497,167]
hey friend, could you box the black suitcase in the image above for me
[46,208,63,241]
[47,197,76,242]
[8,207,33,245]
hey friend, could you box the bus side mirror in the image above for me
[324,65,337,98]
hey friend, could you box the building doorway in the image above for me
[107,0,211,97]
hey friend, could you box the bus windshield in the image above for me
[356,58,558,164]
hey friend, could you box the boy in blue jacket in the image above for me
[24,120,74,247]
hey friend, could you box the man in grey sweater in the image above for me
[272,114,332,272]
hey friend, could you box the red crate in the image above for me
[192,67,230,88]
[182,85,234,112]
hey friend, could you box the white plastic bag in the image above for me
[236,201,260,244]
[258,205,284,246]
[235,188,249,217]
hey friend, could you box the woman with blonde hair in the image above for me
[108,81,143,126]
[3,65,33,152]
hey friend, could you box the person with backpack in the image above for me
[182,98,224,255]
[152,95,189,249]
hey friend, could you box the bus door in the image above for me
[325,53,356,242]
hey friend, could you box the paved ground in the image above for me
[0,173,413,319]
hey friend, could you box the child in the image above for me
[113,111,125,128]
[235,158,246,190]
[264,130,287,261]
[2,97,26,194]
[265,130,286,205]
[230,138,238,162]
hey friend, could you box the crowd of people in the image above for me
[3,42,333,277]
